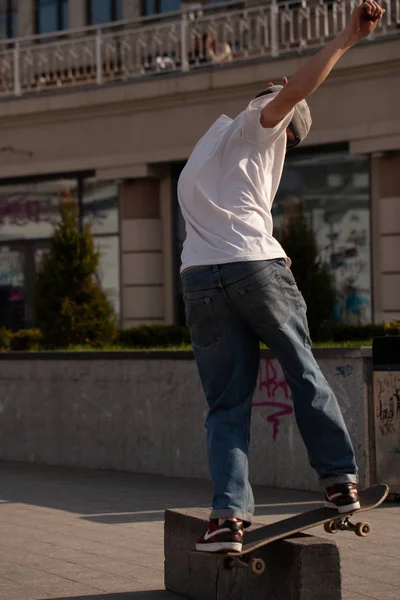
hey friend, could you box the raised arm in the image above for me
[261,1,385,128]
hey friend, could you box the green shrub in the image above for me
[331,324,384,342]
[118,324,191,348]
[34,199,117,348]
[10,329,44,351]
[0,327,12,351]
[315,323,385,343]
[384,319,400,336]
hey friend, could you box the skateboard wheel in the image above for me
[324,520,338,534]
[250,558,265,575]
[355,522,371,537]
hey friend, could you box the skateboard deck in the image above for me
[237,483,389,557]
[194,484,389,575]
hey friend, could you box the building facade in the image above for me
[0,0,399,330]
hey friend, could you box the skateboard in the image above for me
[204,484,389,576]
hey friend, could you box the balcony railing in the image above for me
[0,0,398,98]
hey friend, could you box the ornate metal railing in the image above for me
[0,0,398,98]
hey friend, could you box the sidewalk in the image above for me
[0,462,398,600]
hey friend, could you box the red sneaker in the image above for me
[195,519,244,553]
[325,483,360,514]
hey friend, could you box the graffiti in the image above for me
[376,376,400,437]
[258,358,291,399]
[335,364,353,378]
[252,359,293,441]
[252,400,293,441]
[374,370,400,489]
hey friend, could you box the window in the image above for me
[0,0,17,39]
[35,0,68,34]
[142,0,180,16]
[82,179,120,316]
[273,151,372,324]
[0,176,121,328]
[87,0,123,25]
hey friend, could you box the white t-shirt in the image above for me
[178,93,294,272]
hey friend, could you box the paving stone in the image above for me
[0,461,399,600]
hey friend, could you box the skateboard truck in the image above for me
[323,516,372,537]
[224,555,266,575]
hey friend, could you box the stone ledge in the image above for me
[0,346,372,361]
[164,507,342,600]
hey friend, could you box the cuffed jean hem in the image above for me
[319,473,359,488]
[210,508,253,527]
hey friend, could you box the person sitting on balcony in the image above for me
[205,33,233,65]
[177,1,385,554]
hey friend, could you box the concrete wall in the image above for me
[0,348,373,492]
[373,369,400,493]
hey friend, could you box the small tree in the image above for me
[280,202,336,339]
[34,197,117,348]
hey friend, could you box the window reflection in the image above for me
[82,179,119,235]
[83,179,120,317]
[0,0,17,39]
[273,151,371,324]
[35,0,69,34]
[0,246,25,330]
[0,176,121,328]
[87,0,123,25]
[143,0,180,16]
[94,236,120,317]
[0,179,75,241]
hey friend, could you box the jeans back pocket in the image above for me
[184,295,221,349]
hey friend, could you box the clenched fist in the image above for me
[345,1,385,44]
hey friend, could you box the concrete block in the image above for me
[164,508,342,600]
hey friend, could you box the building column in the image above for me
[18,0,34,37]
[371,153,400,323]
[123,0,142,20]
[160,169,175,324]
[69,0,86,29]
[120,179,164,328]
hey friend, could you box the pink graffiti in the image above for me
[252,359,293,440]
[258,358,291,399]
[252,401,293,440]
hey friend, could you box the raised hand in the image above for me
[345,1,385,44]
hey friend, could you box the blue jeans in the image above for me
[181,259,358,525]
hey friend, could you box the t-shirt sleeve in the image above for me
[242,93,294,147]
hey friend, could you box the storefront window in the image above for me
[273,151,371,324]
[0,176,121,329]
[0,179,76,241]
[93,236,120,317]
[83,179,120,316]
[82,179,119,234]
[0,245,25,330]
